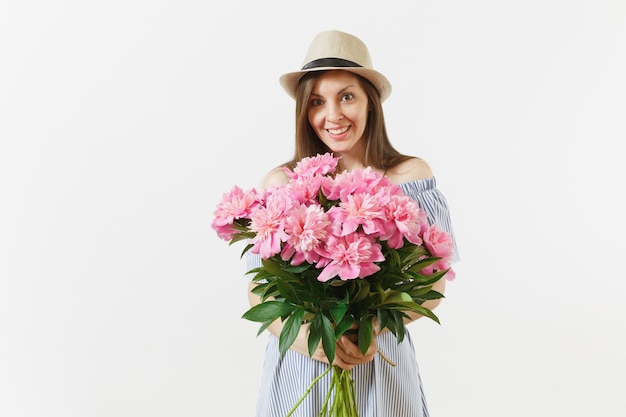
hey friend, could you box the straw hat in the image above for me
[279,30,392,102]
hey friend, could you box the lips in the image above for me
[326,126,349,135]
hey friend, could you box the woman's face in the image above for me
[307,70,369,158]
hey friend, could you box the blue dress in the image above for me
[246,177,458,417]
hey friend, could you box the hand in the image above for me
[332,332,378,371]
[303,323,378,370]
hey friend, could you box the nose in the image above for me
[325,103,343,124]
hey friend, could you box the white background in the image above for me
[1,1,625,416]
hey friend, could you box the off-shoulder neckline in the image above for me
[396,176,436,186]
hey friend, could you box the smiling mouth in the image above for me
[327,126,349,135]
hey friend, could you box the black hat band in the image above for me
[301,58,363,70]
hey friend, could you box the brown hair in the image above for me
[284,70,411,170]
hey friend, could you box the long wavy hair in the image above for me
[283,70,411,171]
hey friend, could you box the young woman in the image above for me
[246,30,458,417]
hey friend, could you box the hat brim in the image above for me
[279,67,392,102]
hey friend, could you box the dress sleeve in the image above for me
[245,250,262,276]
[398,177,460,263]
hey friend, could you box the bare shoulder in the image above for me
[386,157,433,184]
[261,166,290,189]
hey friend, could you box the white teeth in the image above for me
[328,126,348,135]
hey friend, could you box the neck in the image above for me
[336,155,366,173]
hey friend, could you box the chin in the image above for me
[324,142,357,154]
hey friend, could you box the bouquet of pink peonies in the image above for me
[211,152,455,417]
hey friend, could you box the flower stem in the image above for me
[285,365,333,417]
[333,367,358,416]
[286,364,363,416]
[377,349,397,367]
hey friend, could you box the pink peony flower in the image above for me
[286,153,340,179]
[323,167,399,201]
[323,168,368,200]
[249,191,292,258]
[285,175,325,205]
[379,195,426,248]
[327,191,389,237]
[211,186,261,240]
[281,203,331,265]
[421,223,456,280]
[316,233,385,282]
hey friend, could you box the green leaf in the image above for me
[262,258,298,281]
[401,246,427,265]
[308,315,323,357]
[406,286,434,297]
[249,268,275,284]
[320,314,336,364]
[283,263,312,274]
[391,310,406,342]
[249,283,267,296]
[334,314,354,338]
[377,287,392,303]
[237,242,255,258]
[388,247,401,265]
[328,279,349,287]
[351,280,370,303]
[357,318,373,355]
[383,313,397,335]
[412,305,440,324]
[329,302,348,324]
[384,291,413,304]
[379,273,408,286]
[246,266,263,277]
[414,290,445,301]
[377,310,389,332]
[260,283,281,300]
[230,233,256,245]
[256,320,273,336]
[404,270,446,286]
[241,301,295,322]
[277,279,300,303]
[279,309,305,355]
[407,257,439,273]
[375,300,440,323]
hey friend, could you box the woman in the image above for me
[246,30,458,417]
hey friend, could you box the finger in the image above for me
[331,350,358,370]
[337,335,362,357]
[338,334,379,359]
[334,344,361,365]
[364,339,379,357]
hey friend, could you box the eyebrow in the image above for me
[311,85,357,97]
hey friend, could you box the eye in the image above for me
[341,93,354,102]
[310,98,324,106]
